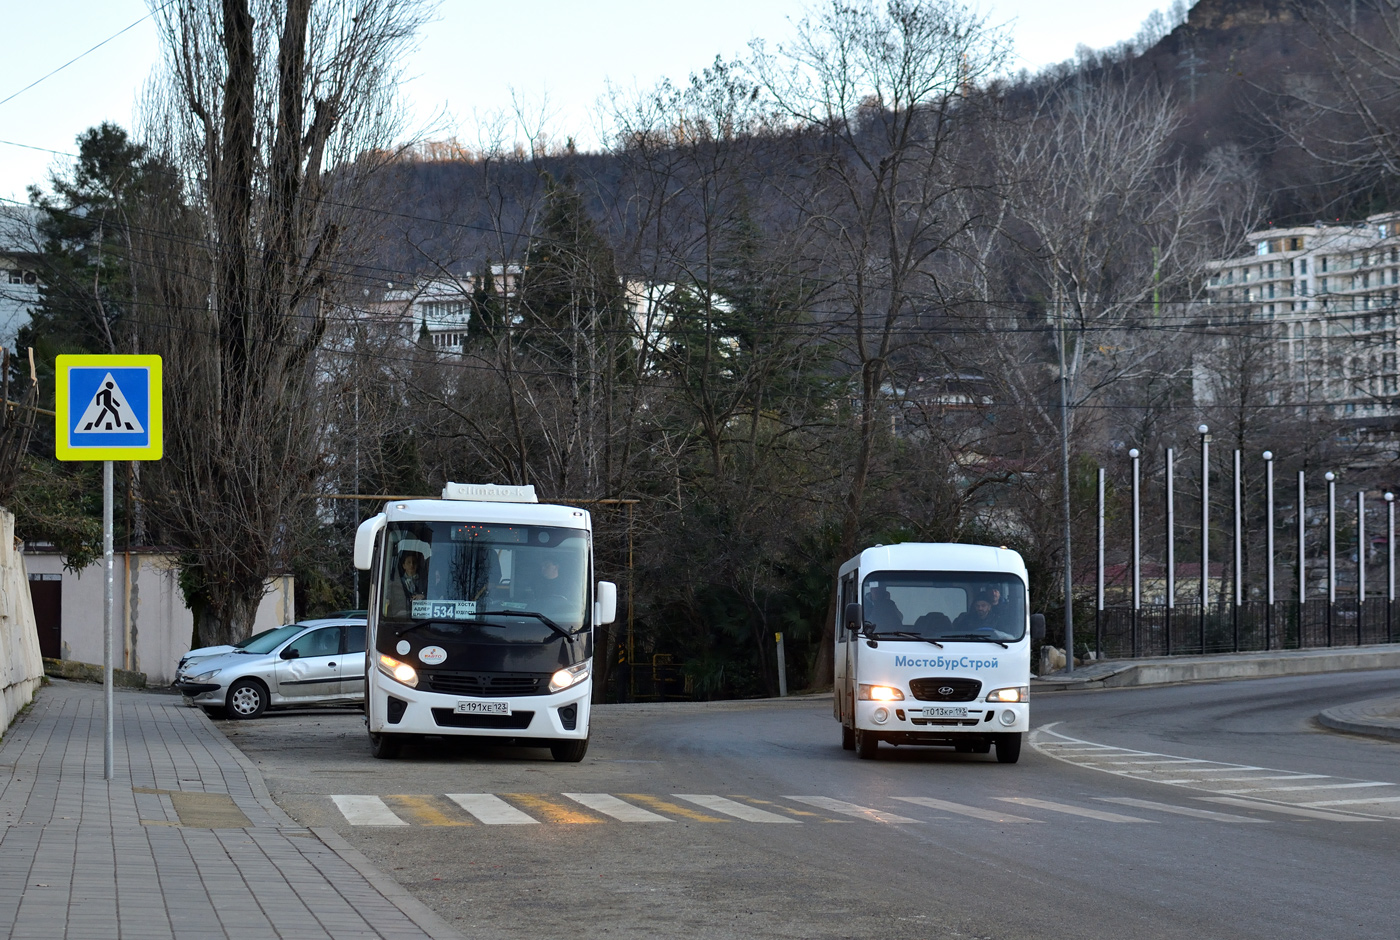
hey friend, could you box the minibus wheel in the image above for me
[854,727,879,759]
[550,737,590,762]
[842,724,854,750]
[995,733,1022,764]
[369,732,403,759]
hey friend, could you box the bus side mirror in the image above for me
[354,513,386,571]
[844,603,864,634]
[1030,613,1046,641]
[595,581,618,625]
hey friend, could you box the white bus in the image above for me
[834,543,1044,763]
[353,483,616,761]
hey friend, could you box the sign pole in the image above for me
[103,459,114,780]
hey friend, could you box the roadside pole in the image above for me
[54,355,162,782]
[775,632,788,697]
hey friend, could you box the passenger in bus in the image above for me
[863,585,904,629]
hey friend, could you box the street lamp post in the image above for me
[1264,451,1274,650]
[1097,466,1105,659]
[1166,447,1175,655]
[1130,448,1140,656]
[1233,449,1242,652]
[1388,491,1395,642]
[1326,471,1336,646]
[1199,424,1210,654]
[1358,489,1366,646]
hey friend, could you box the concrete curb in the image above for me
[1317,695,1400,742]
[313,828,468,940]
[1032,644,1400,691]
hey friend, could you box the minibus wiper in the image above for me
[394,619,439,636]
[873,631,943,648]
[938,633,1011,648]
[474,610,574,640]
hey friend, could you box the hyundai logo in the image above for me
[939,686,955,696]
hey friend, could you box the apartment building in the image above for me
[1203,212,1400,423]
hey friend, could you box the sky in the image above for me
[0,0,1178,203]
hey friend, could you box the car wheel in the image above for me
[841,723,855,750]
[550,737,589,762]
[854,727,879,759]
[995,732,1022,764]
[369,732,403,760]
[226,679,267,719]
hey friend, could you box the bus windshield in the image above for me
[862,571,1025,641]
[380,521,591,635]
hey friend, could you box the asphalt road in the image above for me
[216,669,1400,940]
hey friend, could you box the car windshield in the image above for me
[237,624,304,654]
[862,571,1026,641]
[380,521,591,636]
[232,626,288,650]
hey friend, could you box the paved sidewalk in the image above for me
[0,679,462,940]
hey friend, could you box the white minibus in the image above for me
[834,543,1044,763]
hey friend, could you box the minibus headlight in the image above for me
[549,663,590,693]
[378,654,418,688]
[857,684,904,701]
[986,686,1028,703]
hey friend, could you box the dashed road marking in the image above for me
[783,796,922,824]
[893,796,1042,823]
[1098,797,1268,823]
[1200,797,1373,822]
[996,797,1155,823]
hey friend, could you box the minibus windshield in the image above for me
[862,571,1025,641]
[380,522,590,637]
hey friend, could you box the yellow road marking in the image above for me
[733,796,849,822]
[619,794,727,823]
[502,793,604,824]
[387,795,473,826]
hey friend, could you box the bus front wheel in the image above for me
[550,737,589,762]
[995,733,1022,764]
[369,732,403,760]
[841,723,854,750]
[854,727,879,759]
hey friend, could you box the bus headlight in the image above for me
[858,684,904,701]
[377,654,418,688]
[549,663,590,693]
[986,686,1028,703]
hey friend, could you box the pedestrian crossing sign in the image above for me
[54,355,162,461]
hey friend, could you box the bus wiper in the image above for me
[394,619,440,636]
[872,631,943,649]
[474,610,575,640]
[938,633,1010,648]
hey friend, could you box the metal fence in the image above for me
[1093,599,1399,659]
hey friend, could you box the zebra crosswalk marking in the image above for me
[331,795,406,826]
[1097,797,1267,823]
[894,796,1042,823]
[563,793,672,823]
[503,793,603,824]
[728,796,848,822]
[1217,781,1394,794]
[997,797,1155,823]
[674,795,800,823]
[784,796,923,824]
[1305,795,1400,807]
[445,793,537,825]
[620,794,728,823]
[389,795,471,826]
[1200,797,1372,822]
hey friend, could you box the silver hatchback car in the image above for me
[174,618,367,719]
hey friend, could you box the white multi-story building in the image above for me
[1203,212,1400,422]
[0,207,39,350]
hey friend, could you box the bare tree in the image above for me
[749,0,1009,687]
[139,0,432,645]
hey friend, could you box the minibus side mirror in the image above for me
[844,603,864,634]
[1030,613,1046,641]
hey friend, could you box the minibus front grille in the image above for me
[431,709,535,729]
[909,677,982,702]
[424,672,545,697]
[911,717,982,727]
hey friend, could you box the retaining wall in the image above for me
[0,509,43,732]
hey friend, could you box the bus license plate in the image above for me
[456,701,511,716]
[923,706,967,718]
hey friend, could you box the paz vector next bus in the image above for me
[834,543,1044,763]
[354,483,617,761]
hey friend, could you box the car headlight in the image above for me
[190,669,222,683]
[549,663,589,693]
[986,686,1028,703]
[377,654,419,688]
[857,683,904,701]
